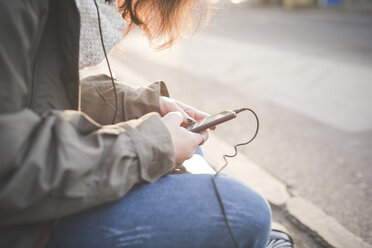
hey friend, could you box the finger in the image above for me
[177,108,194,125]
[166,101,193,125]
[162,111,184,126]
[174,100,210,122]
[184,107,210,122]
[200,130,209,144]
[195,130,209,146]
[199,133,206,145]
[160,97,192,122]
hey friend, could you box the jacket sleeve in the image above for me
[0,1,175,226]
[80,74,170,125]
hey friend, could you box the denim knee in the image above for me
[243,191,272,248]
[215,175,272,248]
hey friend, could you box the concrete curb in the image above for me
[203,133,371,248]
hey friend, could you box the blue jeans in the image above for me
[46,174,271,248]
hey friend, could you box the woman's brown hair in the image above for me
[117,0,210,49]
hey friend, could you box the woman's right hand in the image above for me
[162,112,208,166]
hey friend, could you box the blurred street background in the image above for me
[84,0,372,246]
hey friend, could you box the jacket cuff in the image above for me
[121,112,175,182]
[80,74,170,124]
[149,80,170,98]
[124,80,170,120]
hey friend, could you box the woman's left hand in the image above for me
[159,96,209,126]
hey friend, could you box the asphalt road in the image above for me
[207,3,372,67]
[89,3,372,244]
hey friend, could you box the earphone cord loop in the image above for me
[215,108,259,174]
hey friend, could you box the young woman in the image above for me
[0,0,285,247]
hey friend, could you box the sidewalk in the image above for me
[118,32,372,133]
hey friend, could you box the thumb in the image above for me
[162,111,184,126]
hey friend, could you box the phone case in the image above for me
[190,112,237,133]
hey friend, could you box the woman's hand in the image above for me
[159,96,209,126]
[162,112,209,165]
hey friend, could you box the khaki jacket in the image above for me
[0,0,175,247]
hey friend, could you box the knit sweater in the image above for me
[75,0,126,68]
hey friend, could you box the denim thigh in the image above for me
[46,174,271,248]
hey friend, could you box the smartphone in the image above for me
[187,110,237,133]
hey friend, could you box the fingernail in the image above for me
[186,118,196,124]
